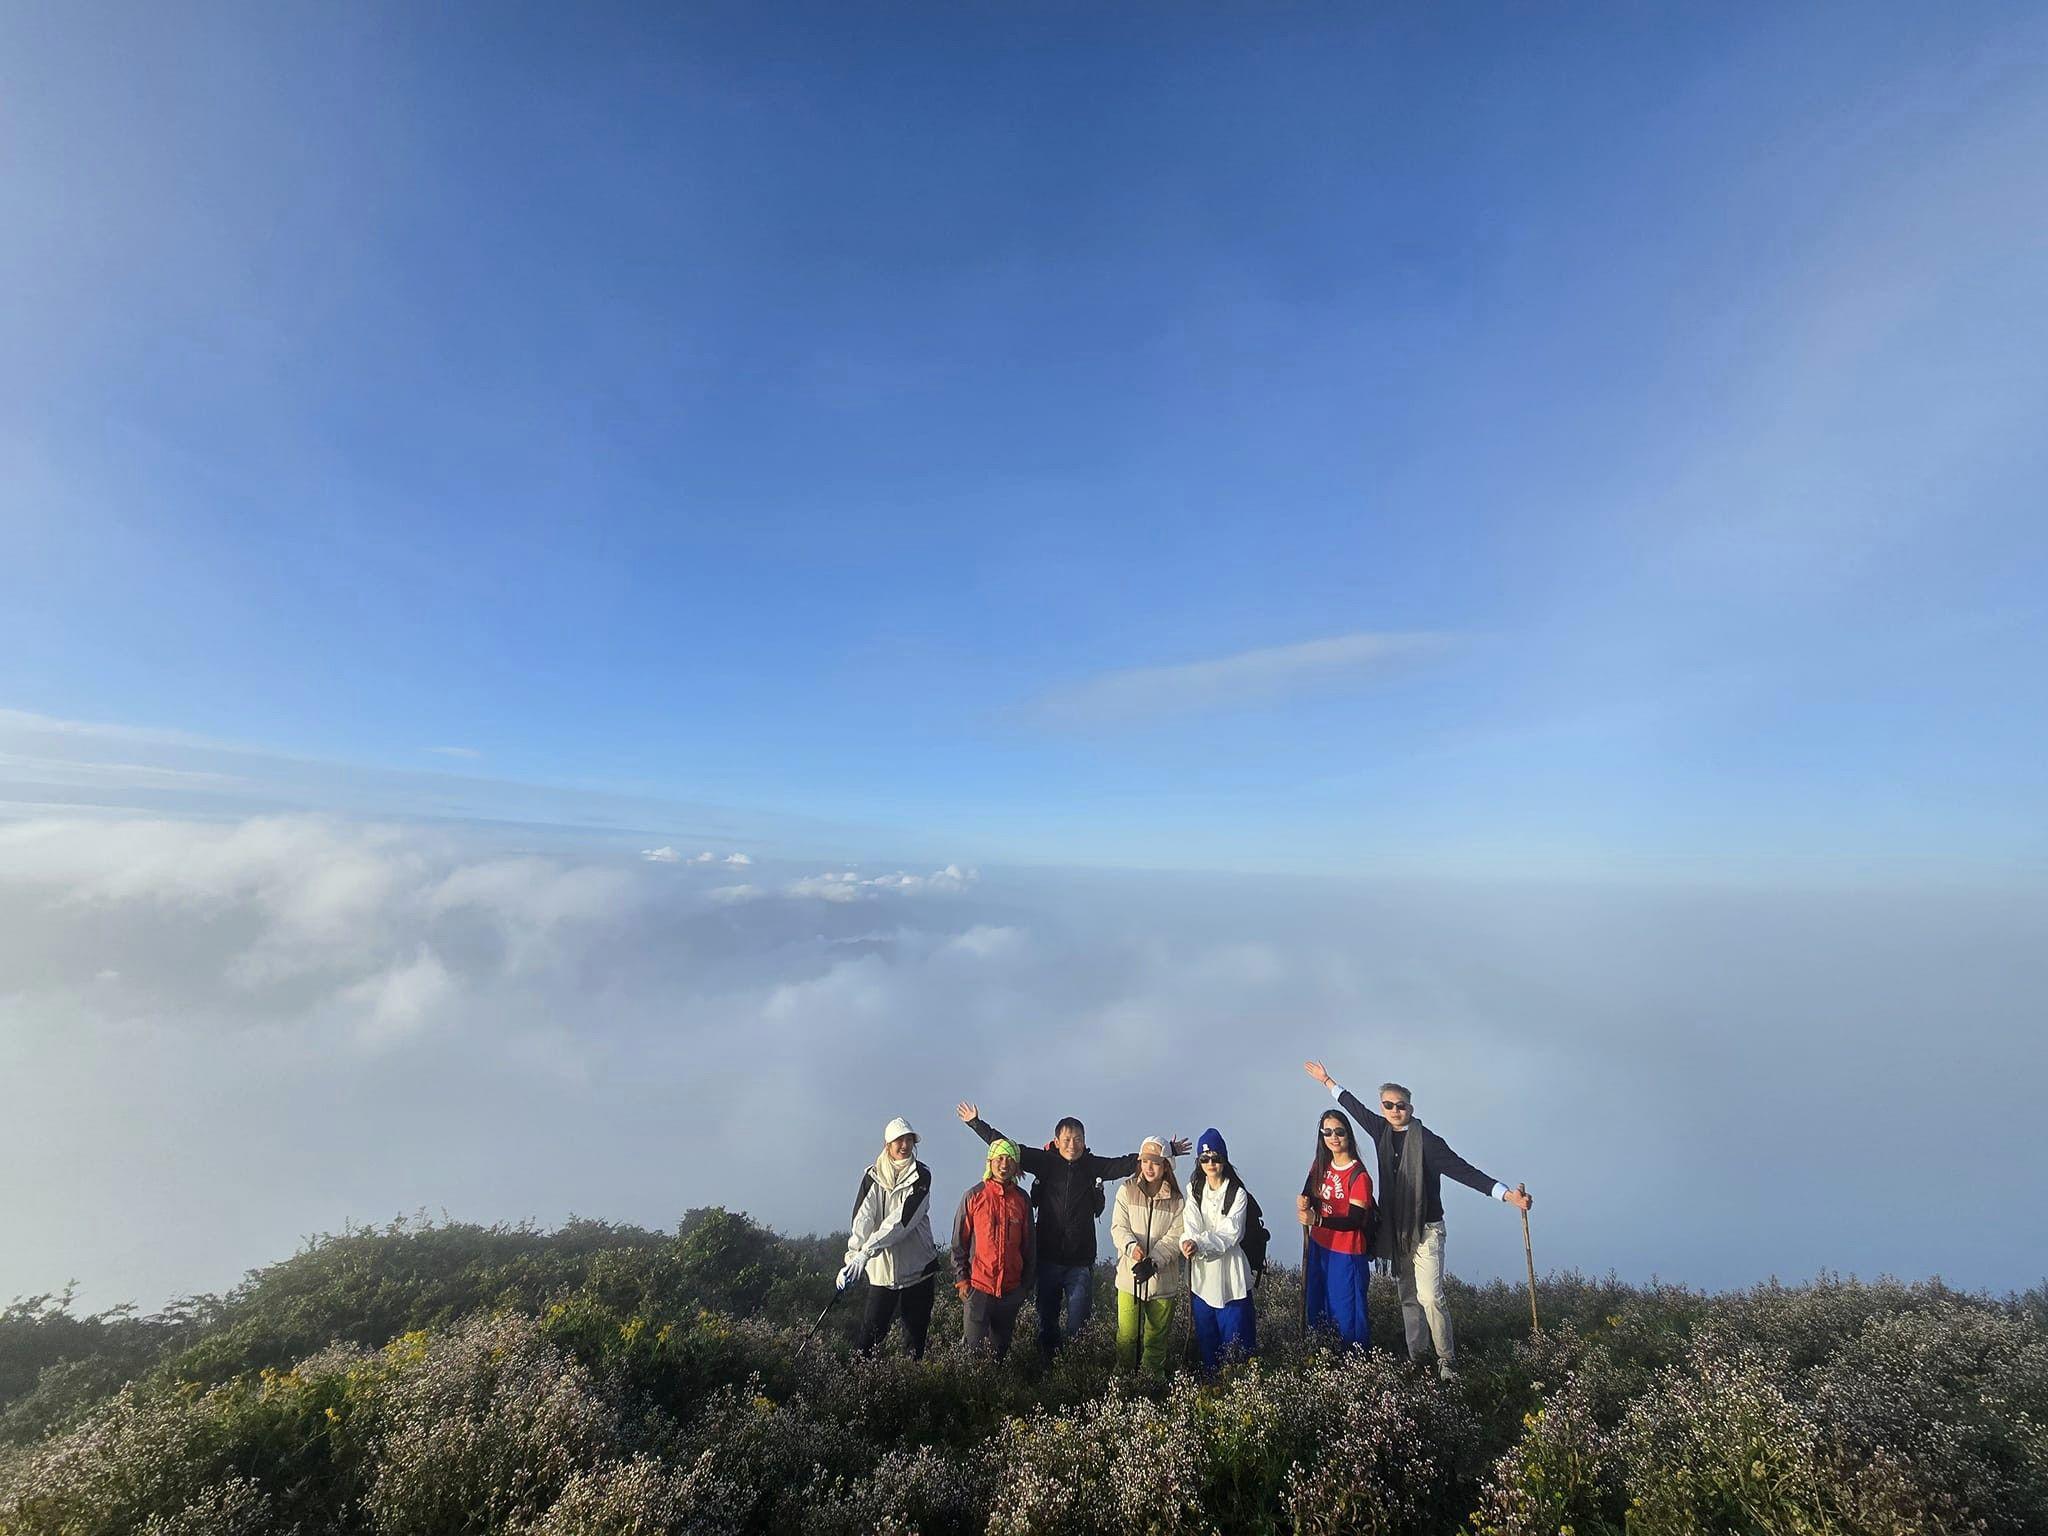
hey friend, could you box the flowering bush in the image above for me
[359,1313,623,1535]
[1,1214,2042,1535]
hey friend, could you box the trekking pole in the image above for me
[1181,1255,1194,1367]
[1518,1184,1541,1336]
[1300,1222,1310,1339]
[795,1280,846,1360]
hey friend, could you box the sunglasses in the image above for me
[1381,1101,1411,1112]
[1321,1127,1348,1139]
[1197,1154,1224,1164]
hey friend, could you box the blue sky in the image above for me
[5,2,2044,875]
[3,6,2047,1307]
[8,3,2039,876]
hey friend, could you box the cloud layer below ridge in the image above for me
[0,812,2040,1311]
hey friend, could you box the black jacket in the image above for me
[1336,1088,1498,1254]
[965,1117,1138,1267]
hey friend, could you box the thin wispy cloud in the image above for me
[640,846,682,863]
[1018,632,1452,729]
[427,745,482,760]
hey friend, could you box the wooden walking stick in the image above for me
[1518,1183,1541,1336]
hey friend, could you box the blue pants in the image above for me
[1036,1262,1094,1356]
[1191,1295,1257,1373]
[1304,1240,1370,1349]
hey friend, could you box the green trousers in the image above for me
[1116,1291,1176,1374]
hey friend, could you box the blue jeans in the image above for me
[1036,1262,1094,1356]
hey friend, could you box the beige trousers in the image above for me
[1392,1219,1455,1369]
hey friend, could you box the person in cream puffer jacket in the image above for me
[1109,1134,1185,1375]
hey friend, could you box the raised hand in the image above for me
[955,1102,978,1123]
[1168,1134,1193,1157]
[1303,1060,1332,1087]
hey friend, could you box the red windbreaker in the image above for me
[953,1177,1035,1297]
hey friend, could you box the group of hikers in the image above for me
[836,1059,1534,1377]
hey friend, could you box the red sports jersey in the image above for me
[1309,1160,1374,1256]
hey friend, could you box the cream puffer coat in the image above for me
[1110,1176,1186,1300]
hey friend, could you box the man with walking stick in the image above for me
[1302,1059,1531,1379]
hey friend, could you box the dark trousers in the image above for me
[1036,1261,1094,1356]
[854,1276,935,1360]
[963,1286,1028,1359]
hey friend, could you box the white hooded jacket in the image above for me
[845,1158,939,1290]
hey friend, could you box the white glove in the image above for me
[836,1256,866,1292]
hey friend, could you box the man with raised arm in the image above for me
[956,1102,1191,1359]
[1301,1059,1531,1378]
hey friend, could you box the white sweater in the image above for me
[1181,1177,1252,1307]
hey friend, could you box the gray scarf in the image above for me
[1373,1120,1431,1271]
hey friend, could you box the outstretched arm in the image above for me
[956,1101,998,1144]
[955,1102,1053,1175]
[1304,1060,1386,1136]
[1427,1130,1530,1209]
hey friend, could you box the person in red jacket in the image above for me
[952,1138,1036,1359]
[1297,1107,1374,1349]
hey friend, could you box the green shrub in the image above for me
[4,1212,2043,1535]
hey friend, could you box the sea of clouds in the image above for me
[1,811,2041,1311]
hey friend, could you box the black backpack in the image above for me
[1216,1172,1271,1284]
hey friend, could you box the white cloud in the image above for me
[345,946,454,1046]
[787,865,978,902]
[1,810,2041,1318]
[641,846,681,863]
[724,852,753,866]
[1019,632,1450,728]
[787,871,864,903]
[690,851,717,864]
[942,925,1026,961]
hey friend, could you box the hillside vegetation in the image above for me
[2,1210,2043,1534]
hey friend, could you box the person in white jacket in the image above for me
[1178,1126,1257,1372]
[841,1116,941,1359]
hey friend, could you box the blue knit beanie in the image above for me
[1196,1127,1227,1162]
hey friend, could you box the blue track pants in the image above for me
[1304,1239,1370,1349]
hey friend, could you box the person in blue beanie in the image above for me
[1179,1127,1257,1372]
